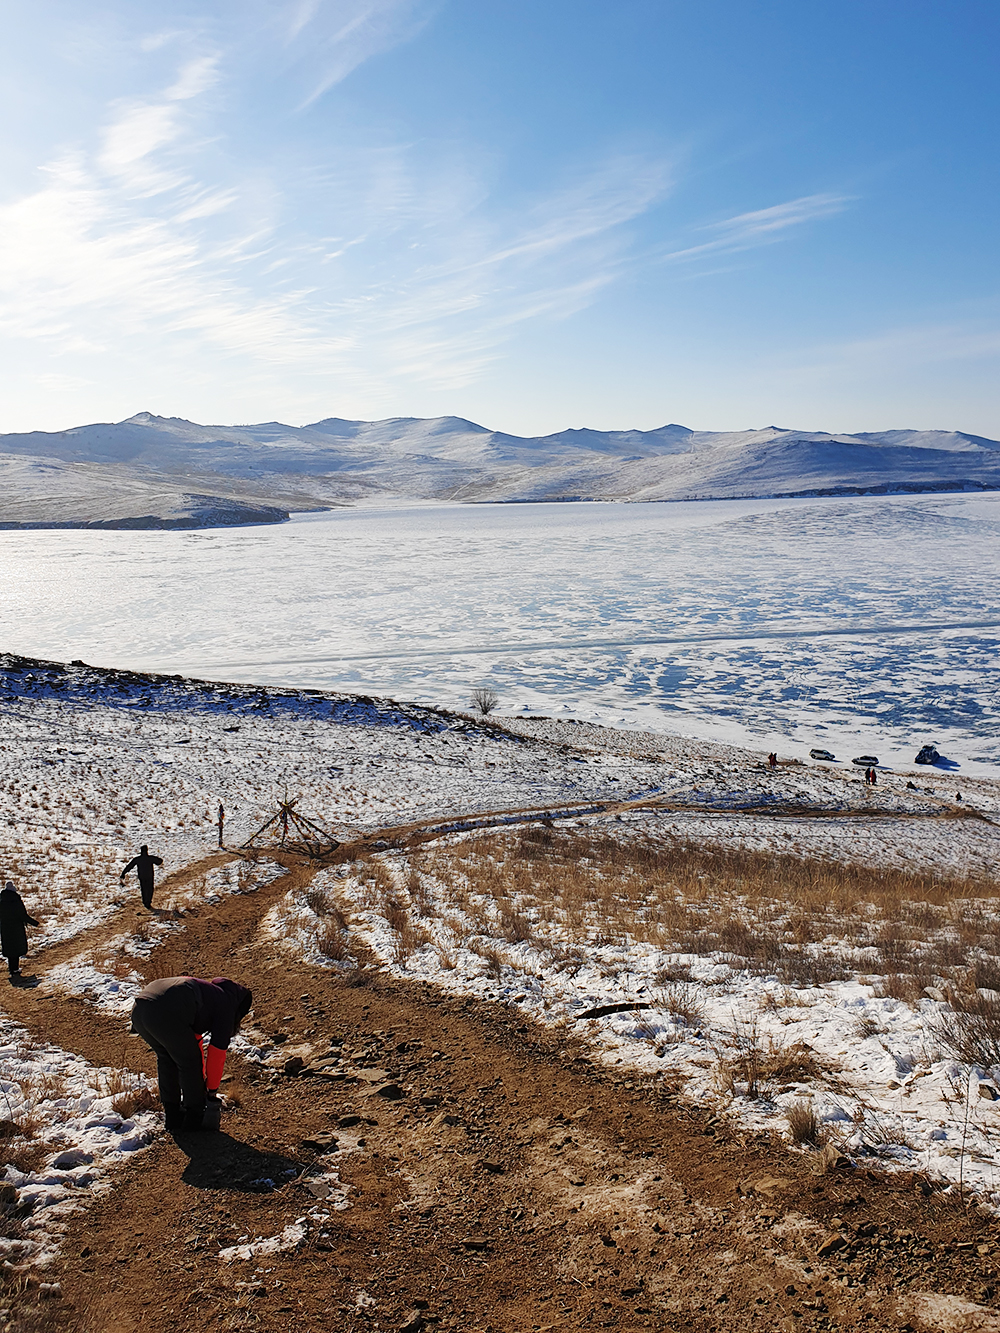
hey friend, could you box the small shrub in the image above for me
[785,1098,824,1146]
[112,1086,158,1119]
[3,1137,49,1174]
[938,992,1000,1068]
[659,981,706,1029]
[470,687,500,717]
[852,1014,885,1041]
[873,973,927,1005]
[305,888,330,916]
[318,925,352,962]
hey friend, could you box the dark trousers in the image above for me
[138,878,154,909]
[5,955,20,975]
[130,983,205,1113]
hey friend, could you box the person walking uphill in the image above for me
[0,882,39,981]
[120,845,163,910]
[130,976,252,1133]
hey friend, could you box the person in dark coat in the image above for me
[120,845,163,909]
[130,976,253,1132]
[0,882,39,980]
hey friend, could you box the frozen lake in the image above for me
[2,493,999,770]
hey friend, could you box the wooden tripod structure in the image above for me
[241,793,339,859]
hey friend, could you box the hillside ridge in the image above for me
[2,411,999,528]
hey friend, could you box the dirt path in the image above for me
[3,847,1000,1333]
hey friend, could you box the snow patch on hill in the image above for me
[2,413,998,527]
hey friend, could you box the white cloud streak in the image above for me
[657,191,853,264]
[0,37,672,398]
[0,4,848,416]
[274,0,439,107]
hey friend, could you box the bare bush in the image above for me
[785,1098,824,1146]
[852,1014,885,1041]
[305,887,330,915]
[717,1014,823,1100]
[470,687,500,718]
[938,992,1000,1069]
[659,981,706,1029]
[112,1086,158,1119]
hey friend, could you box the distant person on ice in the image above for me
[1,882,39,981]
[130,976,253,1133]
[120,845,163,909]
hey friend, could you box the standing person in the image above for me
[216,802,225,849]
[0,882,39,981]
[120,845,163,910]
[130,976,253,1133]
[768,752,778,770]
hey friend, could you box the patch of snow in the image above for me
[0,1014,157,1268]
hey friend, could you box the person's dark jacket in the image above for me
[121,850,163,888]
[133,976,252,1050]
[0,888,39,960]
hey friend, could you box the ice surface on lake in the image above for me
[1,493,998,769]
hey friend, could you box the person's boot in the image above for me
[180,1102,206,1132]
[163,1102,183,1134]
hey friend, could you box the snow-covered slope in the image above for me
[1,412,998,527]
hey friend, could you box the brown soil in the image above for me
[3,840,1000,1333]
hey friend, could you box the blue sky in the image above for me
[1,0,997,436]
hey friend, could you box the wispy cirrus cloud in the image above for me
[0,2,845,421]
[0,32,673,399]
[273,0,439,106]
[657,191,853,265]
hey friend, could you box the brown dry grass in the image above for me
[714,1013,826,1100]
[402,825,1000,995]
[1,1135,49,1174]
[937,992,1000,1069]
[785,1098,824,1146]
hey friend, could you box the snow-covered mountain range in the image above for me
[2,411,999,528]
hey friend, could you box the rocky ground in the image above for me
[3,845,1000,1333]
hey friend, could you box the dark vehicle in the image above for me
[852,754,879,767]
[809,748,836,762]
[915,744,940,765]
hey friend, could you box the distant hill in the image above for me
[1,411,998,528]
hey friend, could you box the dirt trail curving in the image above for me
[3,842,1000,1333]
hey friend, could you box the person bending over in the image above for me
[130,975,252,1133]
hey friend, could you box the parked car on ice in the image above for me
[852,754,879,767]
[809,748,836,761]
[915,744,941,765]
